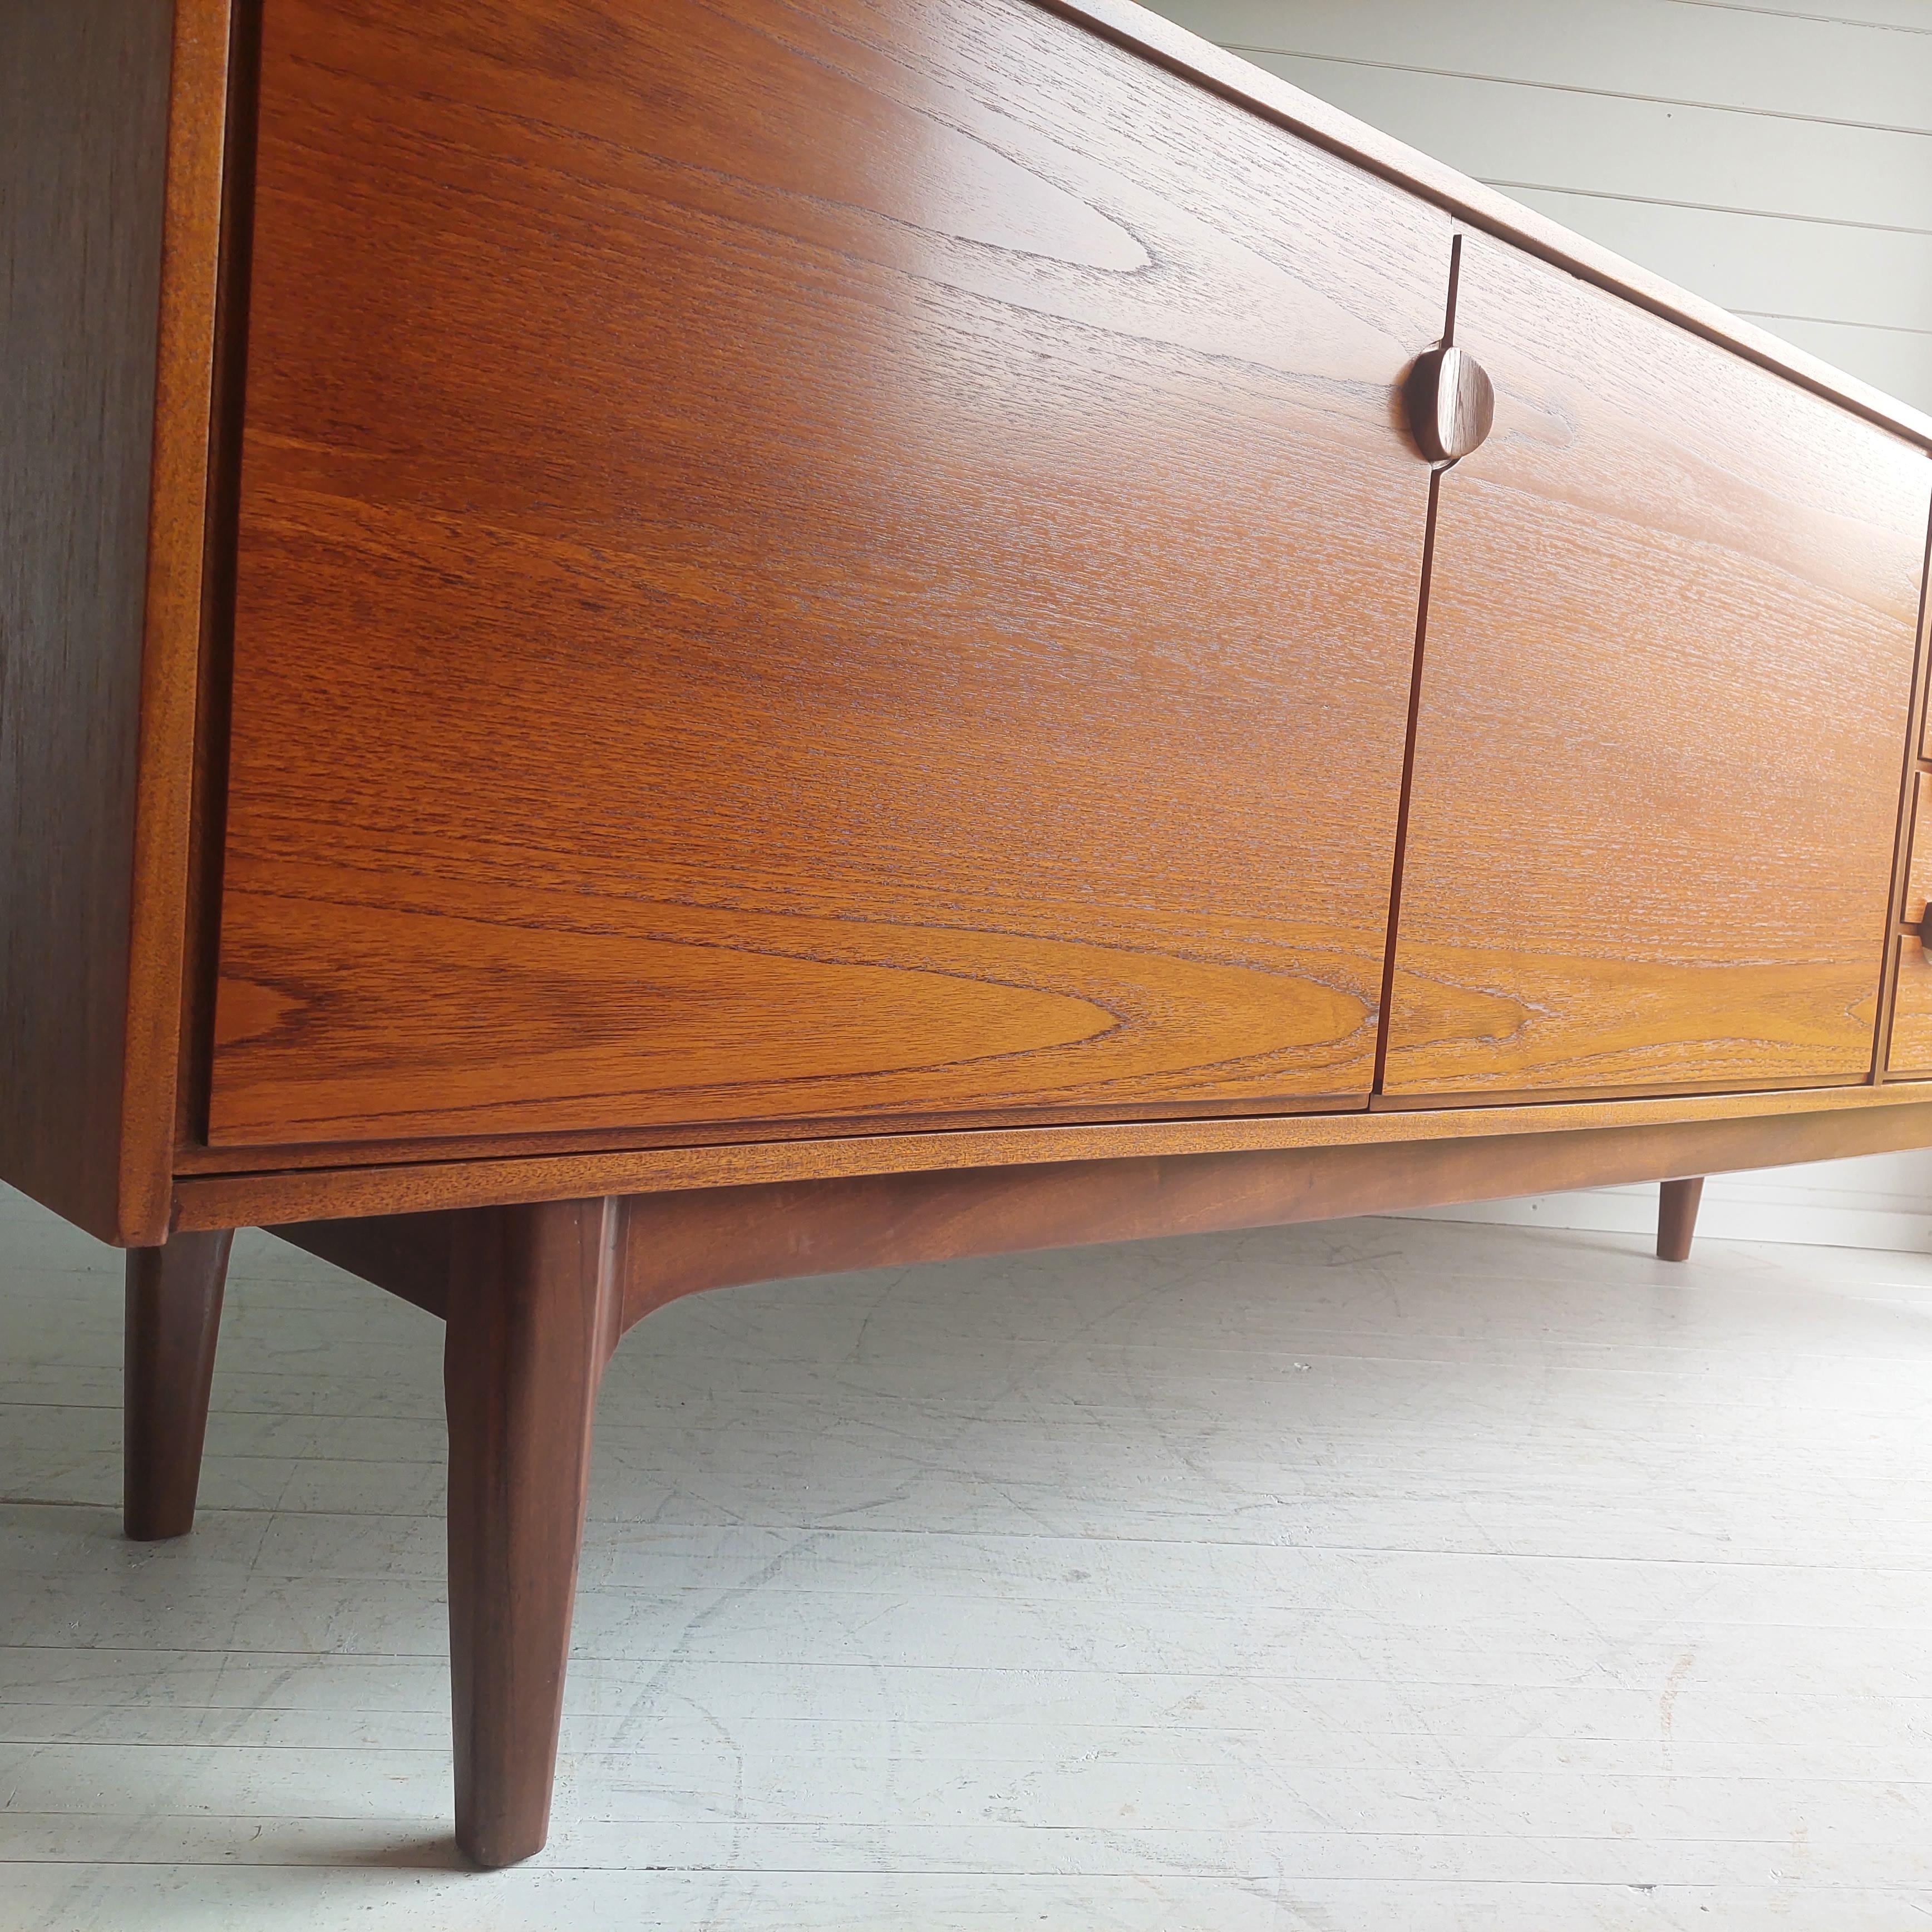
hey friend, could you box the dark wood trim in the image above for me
[249,1101,1932,1336]
[117,0,238,1243]
[1371,223,1453,1097]
[1040,0,1932,452]
[172,1081,1932,1232]
[0,0,178,1243]
[172,1091,1371,1176]
[1656,1177,1705,1264]
[165,0,1932,1188]
[444,1199,622,1868]
[1372,1073,1857,1112]
[605,1106,1932,1328]
[124,1229,233,1539]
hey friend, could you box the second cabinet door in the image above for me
[1383,235,1930,1102]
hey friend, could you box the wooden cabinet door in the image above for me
[1382,235,1931,1102]
[205,0,1453,1150]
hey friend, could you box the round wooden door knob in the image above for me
[1403,344,1495,462]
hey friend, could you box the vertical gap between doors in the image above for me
[174,0,264,1151]
[1371,230,1462,1098]
[1869,468,1932,1083]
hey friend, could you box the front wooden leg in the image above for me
[444,1198,622,1869]
[1657,1176,1706,1262]
[124,1230,234,1540]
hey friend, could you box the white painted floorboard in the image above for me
[4,1182,1932,1926]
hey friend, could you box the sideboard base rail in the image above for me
[270,1096,1930,1334]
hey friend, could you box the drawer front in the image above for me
[1890,940,1932,1079]
[1888,773,1932,1077]
[1381,234,1929,1102]
[208,0,1451,1148]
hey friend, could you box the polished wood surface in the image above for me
[0,0,175,1243]
[605,1100,1932,1313]
[169,0,259,1166]
[124,1230,233,1540]
[263,1099,1932,1333]
[444,1199,622,1867]
[206,0,1452,1150]
[171,1077,1932,1231]
[1383,233,1929,1100]
[1404,345,1495,463]
[7,0,1932,1239]
[1656,1176,1704,1263]
[1048,0,1932,451]
[122,0,239,1243]
[11,0,1932,1884]
[602,1103,1932,1320]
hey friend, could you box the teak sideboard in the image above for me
[8,0,1932,1869]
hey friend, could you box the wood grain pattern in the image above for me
[0,1,175,1241]
[174,1077,1932,1232]
[123,1229,233,1540]
[1046,0,1932,448]
[117,0,237,1244]
[444,1198,622,1867]
[1382,233,1929,1100]
[205,0,1451,1149]
[1403,345,1494,462]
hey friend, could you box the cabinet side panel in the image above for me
[0,1,175,1238]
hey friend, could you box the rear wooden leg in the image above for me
[124,1230,234,1540]
[445,1197,622,1869]
[1657,1177,1705,1263]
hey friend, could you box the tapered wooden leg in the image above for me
[445,1197,623,1869]
[124,1230,234,1540]
[1657,1177,1705,1263]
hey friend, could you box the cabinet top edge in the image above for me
[1042,0,1932,454]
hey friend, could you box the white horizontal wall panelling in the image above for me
[1140,0,1932,1247]
[1728,0,1932,28]
[1152,0,1932,125]
[1145,0,1932,411]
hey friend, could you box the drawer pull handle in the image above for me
[1404,345,1495,463]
